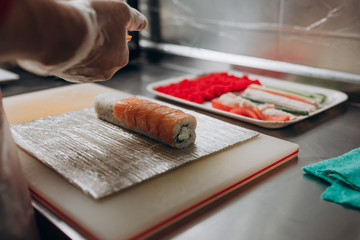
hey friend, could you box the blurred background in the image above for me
[135,0,360,99]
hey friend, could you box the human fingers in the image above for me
[127,7,148,31]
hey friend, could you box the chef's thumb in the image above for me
[127,7,148,31]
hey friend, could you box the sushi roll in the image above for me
[93,93,197,149]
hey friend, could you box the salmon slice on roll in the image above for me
[94,93,197,149]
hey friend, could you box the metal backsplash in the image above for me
[139,0,360,85]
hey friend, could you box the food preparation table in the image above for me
[1,53,359,240]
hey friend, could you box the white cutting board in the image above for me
[3,84,299,240]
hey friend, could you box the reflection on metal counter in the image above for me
[138,0,360,101]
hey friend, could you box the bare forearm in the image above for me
[0,0,87,65]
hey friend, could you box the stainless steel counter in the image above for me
[1,53,360,240]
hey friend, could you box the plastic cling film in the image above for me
[17,0,99,82]
[0,92,39,240]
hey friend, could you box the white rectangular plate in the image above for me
[147,71,348,129]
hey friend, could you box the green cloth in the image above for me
[303,147,360,209]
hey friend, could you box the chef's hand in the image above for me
[0,0,147,83]
[59,0,147,82]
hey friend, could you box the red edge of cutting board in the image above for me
[30,149,299,240]
[4,84,299,239]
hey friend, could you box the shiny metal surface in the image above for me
[1,53,360,239]
[140,0,360,76]
[140,40,360,84]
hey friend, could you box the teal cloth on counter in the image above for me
[303,147,360,209]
